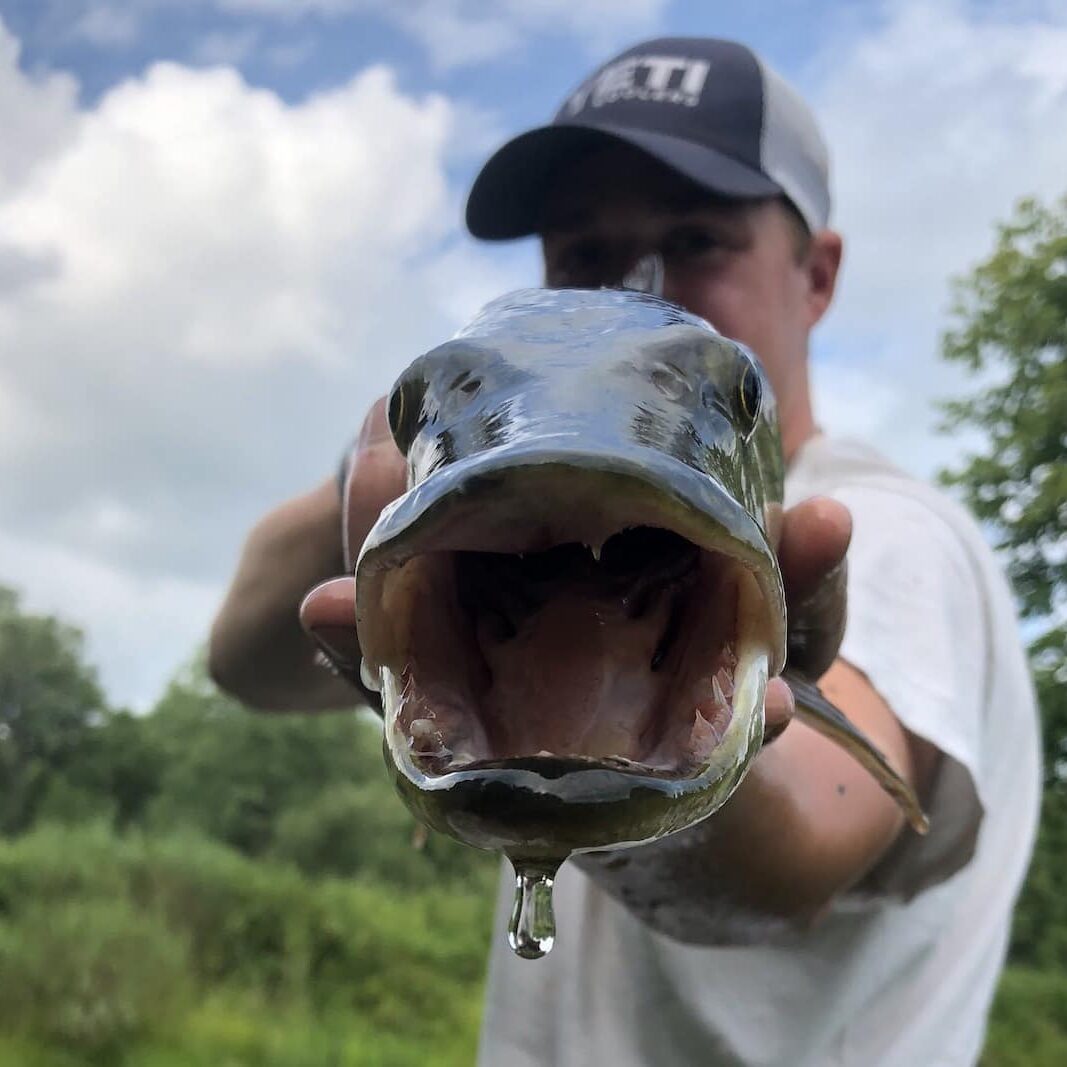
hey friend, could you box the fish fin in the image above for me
[782,669,930,836]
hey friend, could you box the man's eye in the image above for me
[662,227,721,260]
[553,240,610,286]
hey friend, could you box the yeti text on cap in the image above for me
[565,54,712,115]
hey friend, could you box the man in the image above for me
[209,37,1040,1066]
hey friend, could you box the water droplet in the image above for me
[360,658,382,693]
[507,863,558,960]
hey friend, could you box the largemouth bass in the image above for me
[354,286,927,959]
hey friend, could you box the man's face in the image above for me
[540,144,840,413]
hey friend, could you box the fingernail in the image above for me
[762,720,789,746]
[308,626,359,672]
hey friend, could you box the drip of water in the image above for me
[360,658,382,693]
[507,861,559,960]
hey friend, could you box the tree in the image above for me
[143,659,387,855]
[0,587,111,834]
[939,195,1067,966]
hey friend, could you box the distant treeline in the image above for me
[0,584,497,1064]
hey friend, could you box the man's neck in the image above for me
[779,397,817,467]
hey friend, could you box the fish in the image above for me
[353,284,928,958]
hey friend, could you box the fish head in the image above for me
[356,288,787,865]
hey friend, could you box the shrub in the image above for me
[0,898,190,1058]
[983,967,1067,1066]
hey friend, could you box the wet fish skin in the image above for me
[353,287,927,871]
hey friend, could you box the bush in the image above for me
[0,898,190,1058]
[0,817,496,1063]
[273,781,425,884]
[0,821,128,916]
[983,967,1067,1066]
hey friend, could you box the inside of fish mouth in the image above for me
[373,526,766,779]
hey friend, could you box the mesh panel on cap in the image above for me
[756,58,831,231]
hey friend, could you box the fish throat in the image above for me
[380,526,767,779]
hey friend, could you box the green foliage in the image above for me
[272,780,495,889]
[0,824,492,1065]
[0,587,109,834]
[939,196,1067,621]
[0,897,189,1058]
[1004,633,1067,970]
[983,967,1067,1066]
[142,665,384,855]
[0,582,497,1064]
[938,194,1067,975]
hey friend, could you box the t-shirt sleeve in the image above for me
[831,484,989,900]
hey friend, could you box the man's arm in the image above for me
[209,398,404,710]
[208,477,357,710]
[576,661,937,942]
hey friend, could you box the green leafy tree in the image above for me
[939,195,1067,967]
[0,587,111,834]
[144,661,388,854]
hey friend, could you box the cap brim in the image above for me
[466,123,782,241]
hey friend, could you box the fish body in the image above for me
[354,287,925,951]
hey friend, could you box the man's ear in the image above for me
[806,229,843,328]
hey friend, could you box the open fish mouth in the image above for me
[357,447,786,841]
[380,528,767,779]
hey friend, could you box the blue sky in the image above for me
[0,0,1064,709]
[0,0,890,211]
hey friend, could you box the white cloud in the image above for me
[219,0,355,14]
[220,0,667,70]
[0,18,526,709]
[74,3,141,46]
[0,26,79,196]
[192,27,260,67]
[806,0,1067,478]
[397,0,669,71]
[59,0,667,72]
[3,0,1062,708]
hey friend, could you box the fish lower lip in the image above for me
[366,526,766,779]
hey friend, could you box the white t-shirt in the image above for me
[477,435,1041,1067]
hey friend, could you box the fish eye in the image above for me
[737,360,762,435]
[388,377,427,456]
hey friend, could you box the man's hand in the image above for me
[763,495,852,742]
[340,397,409,572]
[573,493,936,943]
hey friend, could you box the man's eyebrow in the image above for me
[540,191,750,235]
[661,188,714,215]
[540,203,592,235]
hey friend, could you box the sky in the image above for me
[0,0,1064,710]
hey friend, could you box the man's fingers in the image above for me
[776,496,851,604]
[778,496,852,681]
[343,397,408,570]
[358,395,393,449]
[763,677,796,745]
[300,576,362,682]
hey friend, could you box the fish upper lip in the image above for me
[356,439,786,678]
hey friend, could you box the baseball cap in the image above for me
[466,37,831,240]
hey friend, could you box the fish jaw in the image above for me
[355,445,783,860]
[382,647,768,861]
